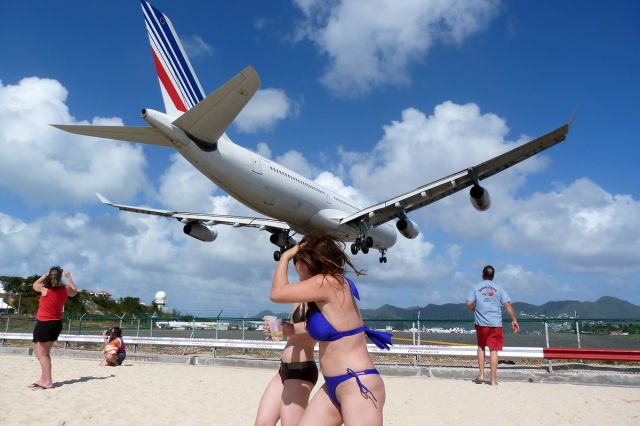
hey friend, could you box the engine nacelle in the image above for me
[183,222,218,242]
[269,232,296,248]
[396,218,420,239]
[469,185,491,211]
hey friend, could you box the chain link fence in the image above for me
[2,313,638,368]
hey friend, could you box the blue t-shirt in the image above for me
[467,280,511,327]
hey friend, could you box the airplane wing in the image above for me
[172,66,260,145]
[340,123,570,227]
[96,193,290,233]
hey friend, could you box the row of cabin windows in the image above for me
[270,166,326,195]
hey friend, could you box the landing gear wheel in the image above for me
[351,243,359,255]
[365,236,374,248]
[361,245,369,254]
[273,250,282,261]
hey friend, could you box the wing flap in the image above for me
[96,193,290,233]
[172,66,260,144]
[52,125,171,147]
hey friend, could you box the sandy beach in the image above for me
[1,353,638,425]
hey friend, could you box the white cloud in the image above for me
[2,76,638,312]
[493,178,640,274]
[293,0,500,96]
[181,35,214,58]
[234,88,297,133]
[158,153,218,211]
[0,77,150,207]
[340,100,640,278]
[275,150,318,178]
[256,142,272,159]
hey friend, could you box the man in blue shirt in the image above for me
[466,265,519,386]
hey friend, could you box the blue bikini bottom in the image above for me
[324,368,379,406]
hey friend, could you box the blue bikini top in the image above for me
[306,276,393,350]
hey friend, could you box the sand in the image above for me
[0,354,638,425]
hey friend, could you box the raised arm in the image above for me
[270,245,329,304]
[64,270,78,297]
[503,302,519,333]
[32,273,48,294]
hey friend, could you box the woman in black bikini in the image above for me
[254,302,318,425]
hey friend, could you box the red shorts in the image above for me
[475,325,503,351]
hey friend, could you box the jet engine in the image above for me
[269,232,296,248]
[469,185,491,211]
[183,222,218,242]
[396,218,420,239]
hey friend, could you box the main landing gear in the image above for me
[350,236,373,255]
[271,230,295,261]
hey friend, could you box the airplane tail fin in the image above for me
[140,0,206,117]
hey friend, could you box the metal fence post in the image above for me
[575,312,581,349]
[2,317,9,346]
[215,310,222,340]
[417,311,421,346]
[544,320,553,373]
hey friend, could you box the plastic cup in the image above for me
[265,316,283,341]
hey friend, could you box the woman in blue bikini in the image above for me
[270,233,392,425]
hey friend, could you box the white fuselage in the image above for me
[143,109,397,249]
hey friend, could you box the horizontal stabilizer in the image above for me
[52,125,172,147]
[172,66,260,144]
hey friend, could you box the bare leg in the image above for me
[339,374,385,426]
[476,346,485,382]
[255,373,283,426]
[33,341,55,388]
[299,385,342,426]
[281,379,314,426]
[489,350,499,386]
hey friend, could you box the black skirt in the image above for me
[32,320,63,343]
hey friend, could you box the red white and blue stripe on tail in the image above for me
[141,1,205,117]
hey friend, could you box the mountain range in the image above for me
[256,296,640,320]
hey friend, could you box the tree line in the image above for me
[0,275,167,317]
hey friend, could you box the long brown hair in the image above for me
[295,232,365,281]
[44,266,63,289]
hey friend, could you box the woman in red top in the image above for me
[30,266,77,390]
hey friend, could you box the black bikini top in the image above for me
[291,303,307,323]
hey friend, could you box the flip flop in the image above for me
[30,383,52,391]
[472,378,484,384]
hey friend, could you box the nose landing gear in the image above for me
[378,249,387,263]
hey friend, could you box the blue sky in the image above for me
[1,0,639,316]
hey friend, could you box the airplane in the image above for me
[54,1,570,264]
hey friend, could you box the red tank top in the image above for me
[36,286,68,321]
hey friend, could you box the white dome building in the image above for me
[154,291,167,311]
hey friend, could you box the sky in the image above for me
[1,0,639,316]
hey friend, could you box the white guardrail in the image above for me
[0,332,544,358]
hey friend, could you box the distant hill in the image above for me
[358,296,640,320]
